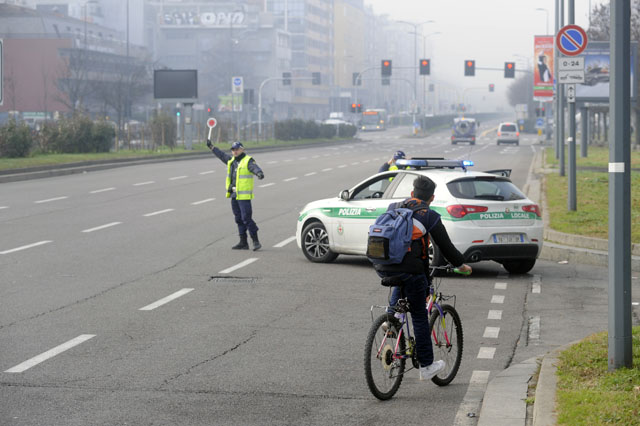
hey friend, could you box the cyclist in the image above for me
[374,175,471,381]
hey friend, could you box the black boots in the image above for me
[250,233,261,251]
[232,234,249,250]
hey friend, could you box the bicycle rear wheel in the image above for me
[429,304,463,386]
[364,314,406,400]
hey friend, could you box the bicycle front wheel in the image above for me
[429,304,463,386]
[364,314,406,400]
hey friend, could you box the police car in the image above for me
[296,159,543,274]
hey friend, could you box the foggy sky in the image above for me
[364,0,603,107]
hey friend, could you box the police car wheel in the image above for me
[301,222,339,263]
[502,259,536,274]
[428,241,445,277]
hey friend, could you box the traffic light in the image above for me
[381,59,392,77]
[504,62,515,78]
[352,72,361,86]
[243,88,254,105]
[464,60,475,76]
[312,72,321,85]
[489,83,495,92]
[175,109,181,117]
[207,106,212,113]
[419,59,431,75]
[282,72,292,85]
[356,104,363,113]
[350,103,357,113]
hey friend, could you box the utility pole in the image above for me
[568,0,577,210]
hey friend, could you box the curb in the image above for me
[477,357,539,426]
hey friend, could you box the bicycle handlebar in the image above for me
[429,264,471,276]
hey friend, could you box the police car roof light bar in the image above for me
[395,158,473,171]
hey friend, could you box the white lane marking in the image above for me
[477,347,496,359]
[191,198,215,205]
[362,159,371,163]
[299,157,307,160]
[34,196,68,204]
[82,222,122,233]
[483,327,500,338]
[322,168,333,172]
[312,155,319,159]
[259,183,275,188]
[0,206,8,210]
[143,209,174,217]
[5,334,96,373]
[169,175,188,181]
[133,181,155,186]
[139,288,194,311]
[338,164,347,168]
[532,274,542,293]
[304,172,317,176]
[283,177,298,182]
[199,170,215,175]
[0,240,52,255]
[487,310,503,320]
[219,258,258,274]
[273,236,296,248]
[494,282,507,290]
[469,370,490,384]
[89,187,115,194]
[351,162,360,165]
[529,316,541,340]
[267,160,278,164]
[284,159,293,162]
[632,302,639,306]
[491,295,505,304]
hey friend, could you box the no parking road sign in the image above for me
[556,25,588,56]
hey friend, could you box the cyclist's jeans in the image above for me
[378,272,433,367]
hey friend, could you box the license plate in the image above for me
[493,233,524,244]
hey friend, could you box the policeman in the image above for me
[378,150,407,173]
[207,140,264,250]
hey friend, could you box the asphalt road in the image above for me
[1,124,638,426]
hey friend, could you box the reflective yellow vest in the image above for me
[226,155,254,200]
[388,164,399,181]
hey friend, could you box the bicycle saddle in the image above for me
[380,275,405,287]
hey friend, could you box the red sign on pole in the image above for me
[207,118,217,128]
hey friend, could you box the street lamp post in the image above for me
[397,20,434,134]
[535,8,550,35]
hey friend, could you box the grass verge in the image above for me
[544,148,640,244]
[556,326,640,425]
[0,137,351,171]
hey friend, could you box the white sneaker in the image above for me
[419,360,446,381]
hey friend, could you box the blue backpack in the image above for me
[366,205,425,265]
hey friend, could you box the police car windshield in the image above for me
[447,178,525,201]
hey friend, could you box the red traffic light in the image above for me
[207,107,212,113]
[421,60,428,66]
[466,61,473,67]
[383,61,390,67]
[507,63,513,69]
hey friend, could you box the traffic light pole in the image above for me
[568,0,577,211]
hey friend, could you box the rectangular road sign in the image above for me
[558,70,585,84]
[558,56,584,71]
[232,76,243,94]
[567,84,576,103]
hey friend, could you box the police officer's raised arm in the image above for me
[211,145,232,164]
[248,158,264,179]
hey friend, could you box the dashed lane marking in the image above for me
[143,209,174,217]
[338,165,347,168]
[5,334,96,373]
[0,206,8,210]
[483,327,500,338]
[199,171,215,175]
[0,240,53,255]
[494,282,507,290]
[487,310,502,320]
[273,236,296,248]
[322,168,333,172]
[219,258,258,274]
[191,198,215,205]
[532,274,541,293]
[34,196,68,204]
[529,316,541,340]
[304,172,317,176]
[139,288,194,311]
[133,181,154,186]
[477,347,496,359]
[283,177,298,182]
[82,222,122,233]
[169,176,188,181]
[259,183,275,188]
[490,295,505,304]
[89,187,116,194]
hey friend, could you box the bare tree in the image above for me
[55,48,94,115]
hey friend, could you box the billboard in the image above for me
[153,70,198,100]
[575,41,637,102]
[534,36,554,100]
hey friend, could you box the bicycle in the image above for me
[364,265,469,400]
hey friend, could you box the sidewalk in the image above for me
[477,144,638,426]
